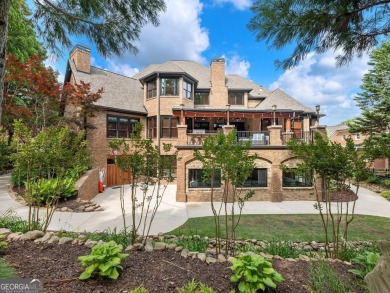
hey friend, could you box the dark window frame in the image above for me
[188,169,221,188]
[183,80,193,100]
[147,116,157,138]
[228,92,244,105]
[106,115,140,138]
[161,116,179,138]
[194,91,210,105]
[147,79,157,99]
[243,168,268,187]
[282,168,313,187]
[161,78,179,96]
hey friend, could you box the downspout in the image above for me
[157,73,161,149]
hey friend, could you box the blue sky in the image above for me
[45,0,371,126]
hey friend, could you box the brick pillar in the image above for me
[222,125,235,135]
[310,125,327,140]
[310,125,327,201]
[176,151,187,202]
[271,163,283,202]
[267,125,283,145]
[282,131,294,144]
[177,125,188,146]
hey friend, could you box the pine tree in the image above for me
[248,0,390,69]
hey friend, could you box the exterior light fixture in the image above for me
[226,104,231,125]
[272,104,277,125]
[315,104,320,125]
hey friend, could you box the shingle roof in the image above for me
[226,75,272,98]
[69,61,146,114]
[326,124,349,138]
[256,89,315,113]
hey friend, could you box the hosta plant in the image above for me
[348,251,380,279]
[78,241,129,280]
[230,254,284,292]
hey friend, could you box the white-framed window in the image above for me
[355,133,361,140]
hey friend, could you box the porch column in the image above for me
[177,125,188,146]
[271,163,283,202]
[267,125,283,145]
[176,151,187,202]
[310,125,327,140]
[223,124,235,135]
[310,125,327,201]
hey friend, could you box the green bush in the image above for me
[309,260,349,293]
[366,175,380,184]
[381,191,390,200]
[85,228,131,248]
[78,240,129,280]
[0,209,29,233]
[264,239,302,259]
[0,132,12,173]
[381,179,390,188]
[177,235,208,253]
[230,254,284,292]
[348,251,380,279]
[177,279,218,293]
[28,177,77,204]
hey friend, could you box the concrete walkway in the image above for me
[0,174,389,235]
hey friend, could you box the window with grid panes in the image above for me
[107,116,139,138]
[228,92,244,105]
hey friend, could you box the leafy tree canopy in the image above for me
[7,0,46,62]
[248,0,390,69]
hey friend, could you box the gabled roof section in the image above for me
[226,75,272,98]
[68,61,146,114]
[256,88,315,113]
[326,124,349,138]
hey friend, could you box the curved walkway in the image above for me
[0,174,389,235]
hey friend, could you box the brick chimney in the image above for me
[210,58,228,108]
[69,43,91,73]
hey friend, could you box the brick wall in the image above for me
[210,59,228,108]
[75,168,99,200]
[69,46,90,73]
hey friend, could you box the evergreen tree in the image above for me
[0,0,166,123]
[7,0,46,62]
[348,39,390,161]
[248,0,390,69]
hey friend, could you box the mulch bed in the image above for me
[3,241,364,293]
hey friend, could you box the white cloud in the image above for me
[214,0,252,10]
[269,50,370,126]
[106,59,139,77]
[224,54,250,78]
[106,0,209,69]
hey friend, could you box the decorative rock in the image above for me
[59,237,74,245]
[34,232,53,244]
[154,242,167,251]
[78,235,87,241]
[303,245,313,251]
[7,232,22,241]
[175,246,183,252]
[85,206,95,212]
[0,228,12,237]
[97,240,104,245]
[132,243,144,250]
[125,245,133,251]
[197,253,206,262]
[299,255,310,262]
[206,257,217,264]
[286,258,298,262]
[181,249,189,258]
[217,254,226,262]
[144,239,154,252]
[365,240,390,293]
[84,239,97,248]
[343,261,352,266]
[227,256,237,263]
[167,243,177,250]
[21,230,44,241]
[47,235,59,244]
[245,251,256,256]
[273,255,283,260]
[95,208,104,211]
[310,241,318,250]
[72,239,79,245]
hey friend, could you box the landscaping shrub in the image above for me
[0,131,12,173]
[308,260,349,293]
[0,234,7,250]
[381,191,390,200]
[348,251,380,279]
[85,228,131,248]
[177,279,219,293]
[264,239,302,259]
[128,286,149,293]
[78,241,129,280]
[381,179,390,188]
[230,254,284,292]
[0,208,29,233]
[176,235,208,253]
[366,175,380,184]
[28,177,77,204]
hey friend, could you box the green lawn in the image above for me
[168,214,390,242]
[0,258,18,279]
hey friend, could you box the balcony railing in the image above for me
[281,131,313,144]
[237,131,270,146]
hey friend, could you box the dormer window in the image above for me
[161,78,179,96]
[183,80,192,99]
[228,92,244,105]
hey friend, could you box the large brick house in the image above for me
[65,44,326,202]
[327,124,389,172]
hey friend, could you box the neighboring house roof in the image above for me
[68,61,147,114]
[326,124,349,138]
[256,89,315,113]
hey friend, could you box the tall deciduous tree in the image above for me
[248,0,390,69]
[0,0,166,123]
[7,0,46,62]
[348,39,390,162]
